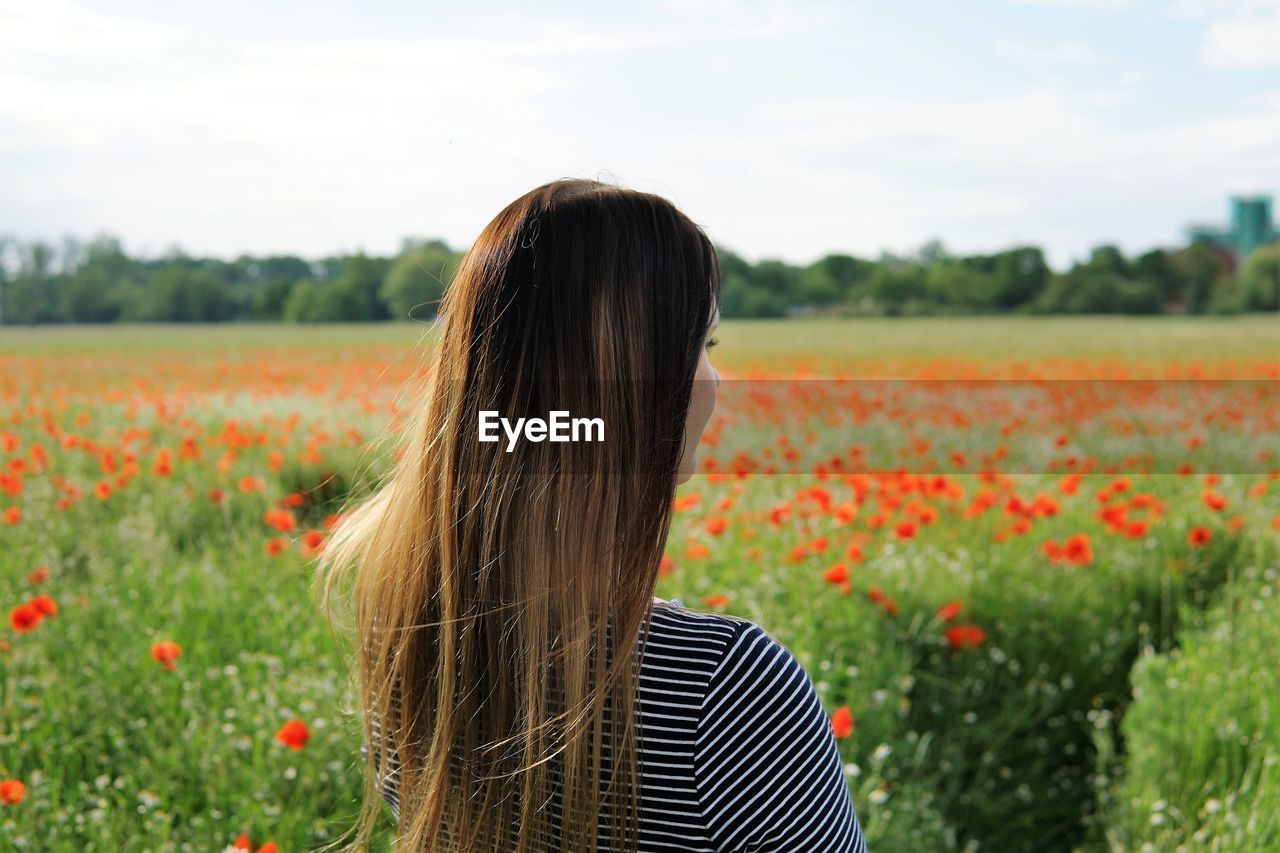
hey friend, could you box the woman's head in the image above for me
[316,177,721,852]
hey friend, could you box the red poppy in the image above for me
[831,705,855,739]
[1188,525,1212,547]
[1062,533,1093,566]
[1124,520,1148,539]
[262,508,297,533]
[275,719,311,751]
[705,517,728,536]
[150,640,182,671]
[823,563,849,585]
[945,624,987,650]
[29,595,57,617]
[937,600,963,623]
[0,779,25,805]
[9,604,40,633]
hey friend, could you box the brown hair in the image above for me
[314,177,722,851]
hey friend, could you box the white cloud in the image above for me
[0,0,177,59]
[1160,0,1280,66]
[1202,5,1280,65]
[995,40,1100,72]
[1009,0,1136,8]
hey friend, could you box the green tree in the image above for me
[336,252,393,321]
[60,236,139,323]
[1171,241,1226,314]
[1133,248,1183,306]
[381,240,459,320]
[1086,244,1131,278]
[1240,243,1280,311]
[926,261,998,311]
[3,240,61,324]
[137,267,232,321]
[867,263,928,315]
[960,246,1049,309]
[801,254,875,308]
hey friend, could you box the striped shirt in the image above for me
[360,598,868,851]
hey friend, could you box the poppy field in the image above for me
[2,317,1279,851]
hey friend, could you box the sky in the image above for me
[1,0,1278,272]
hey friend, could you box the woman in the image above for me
[315,177,867,852]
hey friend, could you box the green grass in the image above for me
[1,318,1277,850]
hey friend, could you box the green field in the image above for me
[1,317,1278,851]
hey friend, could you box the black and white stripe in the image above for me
[360,599,868,851]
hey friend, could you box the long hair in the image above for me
[314,177,722,851]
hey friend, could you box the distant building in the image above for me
[1185,195,1280,273]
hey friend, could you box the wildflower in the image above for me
[658,555,675,577]
[151,640,182,671]
[2,506,18,525]
[831,705,855,739]
[9,603,40,633]
[894,520,917,540]
[28,565,49,585]
[945,624,987,650]
[823,563,849,585]
[937,600,963,623]
[1188,525,1212,547]
[0,779,25,804]
[704,516,728,536]
[262,508,297,533]
[1063,533,1093,566]
[300,529,326,558]
[701,593,729,608]
[275,719,311,751]
[1202,490,1227,511]
[29,595,57,617]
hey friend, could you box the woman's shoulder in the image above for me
[648,596,762,645]
[646,597,793,677]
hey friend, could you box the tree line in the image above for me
[1,232,1278,325]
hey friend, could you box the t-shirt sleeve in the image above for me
[360,709,403,822]
[694,622,868,852]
